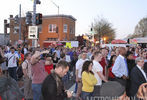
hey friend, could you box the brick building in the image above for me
[8,14,76,47]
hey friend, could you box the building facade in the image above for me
[9,14,76,47]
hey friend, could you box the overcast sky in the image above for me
[0,0,147,39]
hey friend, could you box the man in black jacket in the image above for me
[41,60,73,100]
[130,57,147,97]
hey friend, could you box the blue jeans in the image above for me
[32,84,42,100]
[8,67,17,81]
[81,91,93,100]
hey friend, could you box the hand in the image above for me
[66,91,73,98]
[122,75,128,80]
[42,50,49,54]
[76,77,79,83]
[137,83,147,99]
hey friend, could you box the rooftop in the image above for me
[42,14,76,21]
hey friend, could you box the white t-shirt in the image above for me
[92,60,103,86]
[76,59,87,78]
[5,53,19,68]
[24,48,28,55]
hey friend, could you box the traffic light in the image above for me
[36,13,42,25]
[91,28,93,31]
[25,12,32,25]
[36,0,41,4]
[14,15,19,24]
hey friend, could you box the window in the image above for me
[63,24,68,33]
[13,26,19,34]
[49,24,57,33]
[70,26,73,34]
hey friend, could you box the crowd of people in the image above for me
[0,44,146,100]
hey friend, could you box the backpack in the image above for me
[16,54,25,80]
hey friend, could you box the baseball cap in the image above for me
[100,81,125,98]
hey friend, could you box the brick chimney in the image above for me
[4,19,7,34]
[10,15,13,18]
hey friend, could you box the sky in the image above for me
[0,0,147,39]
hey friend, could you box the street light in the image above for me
[103,37,106,44]
[51,0,59,15]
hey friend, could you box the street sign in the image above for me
[28,26,38,39]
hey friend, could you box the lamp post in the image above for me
[51,0,60,41]
[51,0,59,15]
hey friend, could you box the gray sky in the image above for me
[0,0,147,39]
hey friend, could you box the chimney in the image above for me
[10,15,13,18]
[4,19,7,34]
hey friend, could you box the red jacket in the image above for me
[108,64,115,78]
[99,57,107,76]
[45,64,53,74]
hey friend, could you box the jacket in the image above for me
[41,71,67,100]
[130,66,147,96]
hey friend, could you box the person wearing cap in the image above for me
[31,50,49,100]
[130,57,147,97]
[75,51,88,99]
[100,81,129,100]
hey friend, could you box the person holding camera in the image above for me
[31,50,49,100]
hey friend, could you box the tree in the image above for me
[134,17,147,37]
[92,17,115,44]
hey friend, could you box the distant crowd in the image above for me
[0,44,146,100]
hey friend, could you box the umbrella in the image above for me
[111,39,127,44]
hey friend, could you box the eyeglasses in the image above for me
[139,60,144,63]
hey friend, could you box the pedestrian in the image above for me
[81,61,97,100]
[4,47,19,81]
[130,57,147,97]
[52,52,60,68]
[75,51,88,100]
[41,60,73,100]
[92,51,108,97]
[44,54,53,74]
[126,51,136,96]
[0,46,8,76]
[31,50,49,100]
[22,53,33,100]
[112,47,128,86]
[107,55,117,81]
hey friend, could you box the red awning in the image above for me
[111,39,127,44]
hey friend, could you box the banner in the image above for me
[66,42,72,48]
[71,41,79,47]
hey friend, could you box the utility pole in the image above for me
[32,0,37,47]
[33,0,37,25]
[19,4,21,40]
